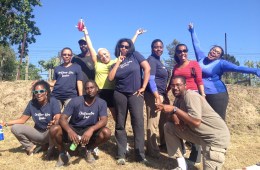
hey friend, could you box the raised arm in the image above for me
[188,23,206,61]
[221,60,260,77]
[108,55,125,81]
[131,28,146,44]
[82,25,98,64]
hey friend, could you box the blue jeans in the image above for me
[114,90,145,161]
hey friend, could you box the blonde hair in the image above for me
[97,48,110,57]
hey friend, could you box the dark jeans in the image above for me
[206,92,229,120]
[114,90,145,161]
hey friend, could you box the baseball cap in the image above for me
[78,37,86,44]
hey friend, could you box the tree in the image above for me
[19,62,41,80]
[0,0,42,80]
[0,44,17,81]
[164,39,180,72]
[222,54,242,84]
[244,60,256,86]
[38,56,60,81]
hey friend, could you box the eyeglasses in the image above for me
[211,48,221,55]
[62,53,72,56]
[119,45,130,49]
[33,89,46,94]
[170,83,184,88]
[176,49,188,54]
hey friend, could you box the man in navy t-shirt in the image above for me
[50,80,111,167]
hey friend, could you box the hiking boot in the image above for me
[55,152,69,167]
[85,150,95,163]
[117,158,126,165]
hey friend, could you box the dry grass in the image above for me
[0,81,259,170]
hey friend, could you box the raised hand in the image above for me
[136,28,147,35]
[188,22,194,31]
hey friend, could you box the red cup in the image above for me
[77,19,84,31]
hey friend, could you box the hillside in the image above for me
[0,81,259,170]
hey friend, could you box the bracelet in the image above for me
[5,122,8,127]
[201,94,206,96]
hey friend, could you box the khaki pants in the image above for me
[144,92,165,157]
[164,122,226,170]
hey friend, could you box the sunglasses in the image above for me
[33,89,46,94]
[119,45,130,49]
[176,49,188,54]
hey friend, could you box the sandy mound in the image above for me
[0,81,259,169]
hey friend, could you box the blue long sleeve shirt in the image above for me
[189,27,260,94]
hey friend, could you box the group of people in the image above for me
[1,22,260,170]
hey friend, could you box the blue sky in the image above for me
[25,0,260,76]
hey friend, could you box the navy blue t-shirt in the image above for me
[23,97,61,131]
[52,64,83,100]
[112,51,145,93]
[147,55,169,95]
[63,96,108,128]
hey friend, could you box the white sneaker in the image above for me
[92,147,99,159]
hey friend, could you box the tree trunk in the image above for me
[16,32,27,80]
[25,55,29,80]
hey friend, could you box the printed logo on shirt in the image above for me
[34,112,51,120]
[58,71,74,77]
[79,111,95,119]
[120,61,132,69]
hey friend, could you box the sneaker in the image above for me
[117,158,126,165]
[55,152,69,167]
[139,158,149,166]
[85,150,95,163]
[44,147,55,160]
[92,147,99,159]
[26,145,37,156]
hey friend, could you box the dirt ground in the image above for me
[0,81,259,170]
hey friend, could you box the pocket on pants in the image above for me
[209,147,226,163]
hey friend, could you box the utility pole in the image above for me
[225,33,227,56]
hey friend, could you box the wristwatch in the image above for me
[173,106,178,113]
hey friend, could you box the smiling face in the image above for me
[152,41,164,57]
[33,85,48,104]
[175,45,188,64]
[170,77,186,98]
[98,48,111,64]
[207,47,223,60]
[79,40,89,54]
[119,41,130,56]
